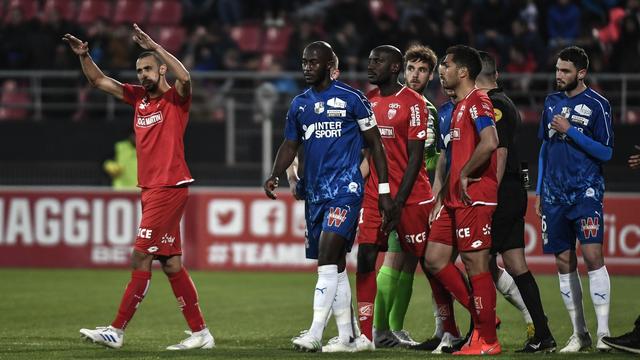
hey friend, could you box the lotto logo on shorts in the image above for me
[581,217,600,239]
[358,302,373,317]
[327,207,348,227]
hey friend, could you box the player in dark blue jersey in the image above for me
[263,41,397,352]
[536,46,614,353]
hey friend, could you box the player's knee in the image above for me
[130,250,153,271]
[460,251,489,276]
[582,252,605,271]
[357,244,378,273]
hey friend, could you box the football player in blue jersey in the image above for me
[536,46,614,353]
[264,41,397,353]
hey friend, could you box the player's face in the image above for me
[136,57,161,92]
[405,59,431,93]
[302,48,329,85]
[555,59,581,92]
[367,50,394,85]
[439,54,459,90]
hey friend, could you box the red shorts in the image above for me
[356,201,433,257]
[134,187,188,257]
[428,205,495,252]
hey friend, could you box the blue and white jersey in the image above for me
[285,80,375,204]
[437,100,455,174]
[538,87,614,205]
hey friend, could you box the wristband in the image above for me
[378,183,390,194]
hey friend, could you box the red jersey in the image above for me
[123,84,193,188]
[364,86,433,207]
[445,88,498,209]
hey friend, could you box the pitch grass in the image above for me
[0,269,637,359]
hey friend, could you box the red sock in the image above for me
[168,268,206,332]
[470,272,497,343]
[433,263,477,324]
[427,275,460,337]
[111,270,151,329]
[356,271,377,340]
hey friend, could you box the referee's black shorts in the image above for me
[491,175,527,255]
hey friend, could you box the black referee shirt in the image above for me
[487,87,522,179]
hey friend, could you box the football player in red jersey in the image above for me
[423,45,501,355]
[64,24,213,350]
[354,45,434,349]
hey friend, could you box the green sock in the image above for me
[389,271,414,331]
[373,266,399,331]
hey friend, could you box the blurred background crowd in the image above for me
[1,0,639,189]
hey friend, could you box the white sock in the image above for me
[558,271,588,335]
[309,264,339,340]
[588,266,611,336]
[432,294,444,338]
[496,269,533,324]
[333,269,357,343]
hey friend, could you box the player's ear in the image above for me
[577,68,587,81]
[159,64,167,76]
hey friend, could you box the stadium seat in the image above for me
[77,0,113,25]
[148,0,182,26]
[5,0,38,22]
[43,0,78,22]
[230,24,262,53]
[113,0,148,25]
[263,25,293,56]
[152,26,186,54]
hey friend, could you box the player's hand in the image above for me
[550,115,571,134]
[132,23,159,51]
[628,145,640,170]
[429,197,442,226]
[62,34,89,56]
[379,194,399,233]
[263,175,279,200]
[535,195,542,217]
[459,172,481,206]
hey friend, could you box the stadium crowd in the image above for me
[1,0,639,73]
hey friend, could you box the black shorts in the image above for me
[491,178,527,255]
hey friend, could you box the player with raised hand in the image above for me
[66,24,214,350]
[536,46,614,353]
[355,45,434,350]
[264,41,397,353]
[423,45,501,355]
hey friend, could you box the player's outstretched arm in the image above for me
[131,23,191,99]
[63,34,124,101]
[459,125,499,205]
[264,139,299,199]
[362,127,399,232]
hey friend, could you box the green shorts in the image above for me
[387,230,402,252]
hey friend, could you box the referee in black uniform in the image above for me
[476,51,556,353]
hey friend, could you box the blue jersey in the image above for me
[437,100,455,174]
[285,80,374,204]
[538,87,614,205]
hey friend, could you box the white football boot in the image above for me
[392,329,419,347]
[80,325,124,349]
[432,332,462,354]
[291,330,322,352]
[166,328,215,350]
[559,332,592,353]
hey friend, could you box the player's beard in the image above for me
[556,75,578,92]
[142,78,159,92]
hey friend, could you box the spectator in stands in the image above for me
[610,14,640,73]
[330,21,361,72]
[286,18,324,71]
[0,79,30,121]
[547,0,581,48]
[217,0,243,29]
[473,0,514,63]
[1,6,31,69]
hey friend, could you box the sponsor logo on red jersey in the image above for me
[410,104,421,126]
[378,125,395,138]
[136,111,163,128]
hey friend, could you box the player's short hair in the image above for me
[137,51,164,66]
[404,44,438,74]
[557,46,589,71]
[478,51,497,79]
[374,45,403,66]
[445,45,482,80]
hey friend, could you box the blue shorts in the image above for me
[541,195,604,254]
[305,195,362,259]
